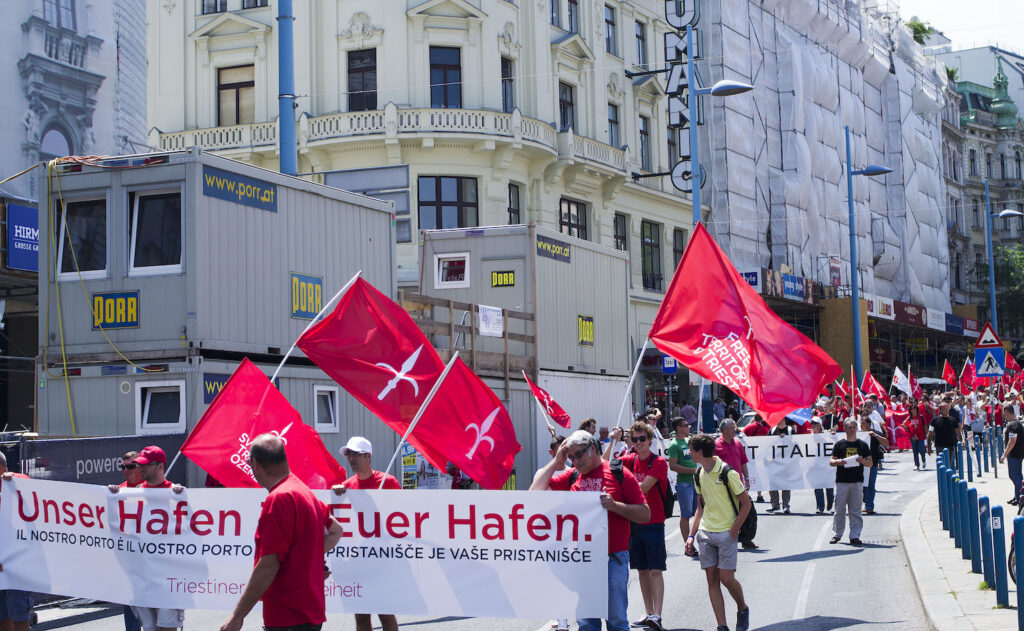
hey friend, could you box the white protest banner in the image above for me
[739,432,871,492]
[0,479,608,619]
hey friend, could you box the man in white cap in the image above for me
[332,437,400,631]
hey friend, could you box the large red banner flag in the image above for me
[649,223,842,425]
[942,359,958,387]
[181,359,346,489]
[417,358,521,489]
[523,371,571,428]
[296,277,450,470]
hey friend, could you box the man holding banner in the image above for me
[830,420,872,545]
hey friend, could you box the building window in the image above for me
[953,253,961,290]
[429,47,462,109]
[129,190,183,275]
[418,176,478,230]
[39,127,72,162]
[434,252,471,289]
[44,0,76,29]
[217,65,255,126]
[567,0,579,33]
[135,380,186,435]
[673,228,686,268]
[639,115,651,170]
[501,57,515,113]
[969,149,977,176]
[986,153,993,178]
[242,0,269,8]
[641,220,662,291]
[559,198,587,240]
[347,49,377,112]
[975,250,984,284]
[1001,154,1007,179]
[608,104,620,147]
[508,183,521,224]
[313,385,339,433]
[973,198,980,227]
[613,213,628,251]
[200,0,227,14]
[57,198,106,279]
[635,21,648,67]
[604,5,617,55]
[1017,151,1022,179]
[667,126,678,163]
[559,83,575,132]
[550,0,560,27]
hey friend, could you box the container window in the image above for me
[434,252,471,289]
[136,380,186,435]
[57,198,107,280]
[129,190,183,275]
[314,385,339,433]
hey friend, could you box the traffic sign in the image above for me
[975,347,1005,377]
[662,355,677,374]
[975,322,1002,348]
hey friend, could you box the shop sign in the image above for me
[963,318,980,337]
[6,204,38,272]
[829,259,841,287]
[945,313,964,336]
[740,271,761,293]
[762,269,784,298]
[875,297,895,321]
[925,308,945,330]
[906,338,928,352]
[864,293,876,316]
[665,0,703,193]
[894,301,925,327]
[782,273,805,301]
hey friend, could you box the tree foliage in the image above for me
[946,66,959,82]
[907,18,935,45]
[995,243,1024,343]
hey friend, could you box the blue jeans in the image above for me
[123,605,141,631]
[579,551,629,631]
[864,465,879,511]
[676,481,698,518]
[814,487,834,511]
[1008,457,1023,502]
[911,439,927,468]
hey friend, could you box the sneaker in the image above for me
[717,626,730,631]
[865,509,875,515]
[829,537,841,544]
[850,538,863,545]
[767,506,779,513]
[631,615,651,628]
[783,507,791,514]
[816,509,824,514]
[645,615,665,631]
[736,607,750,631]
[741,540,759,549]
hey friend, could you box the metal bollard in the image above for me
[981,496,995,587]
[960,480,971,560]
[938,465,948,529]
[994,505,1009,608]
[969,488,982,573]
[1015,517,1024,626]
[952,473,962,547]
[984,429,990,473]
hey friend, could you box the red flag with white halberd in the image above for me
[835,379,850,398]
[648,223,842,426]
[942,359,958,387]
[181,359,346,489]
[523,371,571,428]
[860,370,891,407]
[960,360,975,395]
[417,358,521,489]
[907,367,924,400]
[1008,353,1021,374]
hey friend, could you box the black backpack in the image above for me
[621,454,676,519]
[694,463,757,542]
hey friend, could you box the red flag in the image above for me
[1008,353,1021,373]
[907,368,923,400]
[648,223,841,426]
[959,360,975,395]
[523,371,571,428]
[416,358,521,489]
[860,370,891,406]
[942,359,958,387]
[181,359,346,489]
[835,379,849,398]
[296,277,450,470]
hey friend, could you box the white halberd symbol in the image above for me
[465,408,500,459]
[376,345,423,400]
[271,422,293,445]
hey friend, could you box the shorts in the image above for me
[676,482,698,518]
[0,589,33,622]
[696,529,738,571]
[264,625,323,631]
[132,606,184,630]
[628,523,667,571]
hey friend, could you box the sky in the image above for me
[898,0,1024,53]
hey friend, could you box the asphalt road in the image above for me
[41,451,933,631]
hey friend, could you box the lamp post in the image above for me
[845,125,892,384]
[984,178,1024,334]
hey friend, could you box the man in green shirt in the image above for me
[667,417,699,551]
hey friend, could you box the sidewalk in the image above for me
[901,457,1021,630]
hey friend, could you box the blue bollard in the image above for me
[960,480,971,560]
[981,496,995,587]
[994,505,1009,607]
[967,446,974,482]
[976,434,983,476]
[997,431,1004,479]
[938,465,948,529]
[992,430,999,478]
[984,430,990,473]
[958,444,966,480]
[1015,517,1024,627]
[969,488,982,573]
[952,474,962,547]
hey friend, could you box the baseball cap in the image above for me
[134,445,166,465]
[341,436,373,456]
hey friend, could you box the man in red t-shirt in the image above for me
[0,452,32,631]
[332,437,399,631]
[221,434,343,631]
[532,430,649,631]
[105,450,143,631]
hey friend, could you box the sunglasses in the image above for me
[122,464,137,470]
[568,448,590,461]
[631,435,649,443]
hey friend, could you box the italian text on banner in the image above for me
[740,433,871,492]
[0,480,608,620]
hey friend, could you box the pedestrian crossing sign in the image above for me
[975,347,1005,377]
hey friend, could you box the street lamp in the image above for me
[984,177,1024,335]
[845,125,892,384]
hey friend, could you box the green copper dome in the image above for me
[991,56,1018,129]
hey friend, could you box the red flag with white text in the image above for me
[942,359,958,387]
[181,359,346,489]
[523,371,571,428]
[648,223,842,426]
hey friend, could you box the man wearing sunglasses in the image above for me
[531,430,650,631]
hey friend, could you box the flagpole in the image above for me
[608,338,651,456]
[523,370,557,436]
[379,351,460,490]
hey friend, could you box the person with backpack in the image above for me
[686,434,751,631]
[531,430,650,631]
[614,423,670,631]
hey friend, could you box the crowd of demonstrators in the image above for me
[0,451,31,631]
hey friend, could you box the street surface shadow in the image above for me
[753,615,890,629]
[758,549,861,563]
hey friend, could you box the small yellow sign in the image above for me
[578,315,595,347]
[491,270,515,287]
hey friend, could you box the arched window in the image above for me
[39,127,72,161]
[1016,151,1022,179]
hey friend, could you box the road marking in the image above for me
[793,519,832,620]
